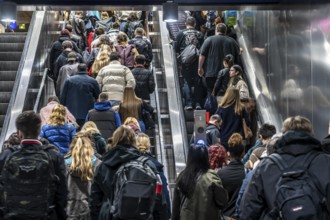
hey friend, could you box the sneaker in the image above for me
[195,105,202,110]
[185,105,193,110]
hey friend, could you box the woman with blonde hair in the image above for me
[64,132,101,220]
[136,133,172,219]
[40,104,76,156]
[81,121,107,155]
[216,88,249,149]
[88,35,112,69]
[123,117,142,134]
[91,44,112,78]
[115,32,139,69]
[119,87,154,132]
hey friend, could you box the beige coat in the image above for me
[96,60,136,102]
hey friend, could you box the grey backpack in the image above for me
[178,44,199,64]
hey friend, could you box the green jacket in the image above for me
[172,169,228,220]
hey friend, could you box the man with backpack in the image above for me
[129,28,153,68]
[0,111,68,219]
[89,125,166,220]
[239,115,330,220]
[175,16,204,110]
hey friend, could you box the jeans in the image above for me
[181,62,203,107]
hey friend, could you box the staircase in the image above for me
[0,33,27,135]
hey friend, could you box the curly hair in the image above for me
[228,133,245,159]
[136,133,151,153]
[208,144,228,169]
[81,121,101,136]
[48,104,66,126]
[67,133,95,181]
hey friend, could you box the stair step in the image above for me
[0,43,25,52]
[0,92,11,103]
[0,52,22,61]
[0,103,9,115]
[0,115,5,128]
[0,61,20,71]
[0,33,26,43]
[0,81,15,92]
[0,71,17,81]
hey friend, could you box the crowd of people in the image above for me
[1,10,330,220]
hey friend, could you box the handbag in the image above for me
[204,92,218,114]
[242,118,253,139]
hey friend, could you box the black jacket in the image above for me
[129,36,153,63]
[217,160,245,217]
[213,68,230,96]
[49,35,81,73]
[60,72,100,120]
[175,28,204,54]
[87,101,118,140]
[89,145,142,220]
[132,66,155,101]
[239,131,330,220]
[206,124,221,147]
[0,141,68,220]
[54,50,83,81]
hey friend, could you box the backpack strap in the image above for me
[267,153,288,171]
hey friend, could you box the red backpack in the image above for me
[115,45,135,69]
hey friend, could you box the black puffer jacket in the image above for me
[239,131,330,220]
[213,67,230,96]
[132,66,155,101]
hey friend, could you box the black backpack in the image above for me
[1,144,58,219]
[268,152,330,220]
[127,20,144,39]
[133,39,150,62]
[110,156,158,220]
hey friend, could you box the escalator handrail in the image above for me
[159,11,189,177]
[0,11,46,149]
[235,11,283,132]
[33,68,50,113]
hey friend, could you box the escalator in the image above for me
[0,11,58,148]
[0,33,26,135]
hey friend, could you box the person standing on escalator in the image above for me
[198,23,241,94]
[175,16,204,110]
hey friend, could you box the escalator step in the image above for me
[0,92,11,103]
[184,110,194,121]
[0,61,20,71]
[0,43,25,52]
[0,115,4,128]
[0,34,26,43]
[0,52,22,61]
[0,81,15,92]
[0,103,9,115]
[0,71,17,81]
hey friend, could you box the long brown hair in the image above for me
[119,87,142,123]
[108,125,136,149]
[220,88,244,115]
